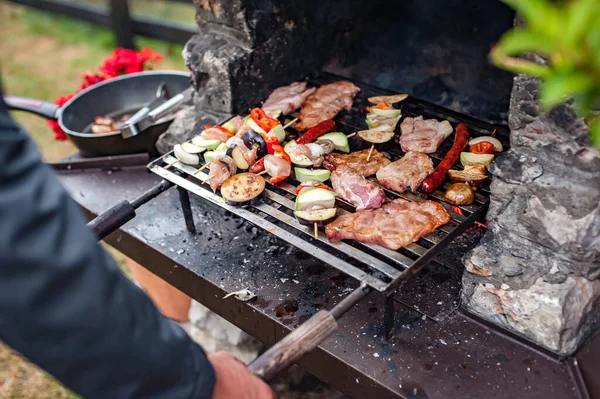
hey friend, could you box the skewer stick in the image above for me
[164,158,180,169]
[283,118,298,129]
[193,161,211,175]
[314,222,318,240]
[491,129,497,137]
[345,132,356,139]
[257,170,269,176]
[366,144,375,162]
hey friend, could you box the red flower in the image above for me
[47,93,74,141]
[79,72,106,91]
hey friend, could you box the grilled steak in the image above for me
[262,81,316,115]
[323,149,391,177]
[330,167,386,211]
[325,199,450,250]
[376,151,433,193]
[295,81,360,130]
[400,116,453,153]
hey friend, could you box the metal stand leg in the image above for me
[177,186,196,234]
[384,295,395,340]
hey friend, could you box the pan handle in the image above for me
[3,95,60,120]
[248,310,338,382]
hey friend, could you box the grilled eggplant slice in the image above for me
[241,130,267,158]
[295,208,337,227]
[220,173,265,206]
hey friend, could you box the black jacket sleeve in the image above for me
[0,95,215,398]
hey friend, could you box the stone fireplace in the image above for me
[462,69,600,356]
[158,0,600,356]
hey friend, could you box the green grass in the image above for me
[0,3,191,397]
[16,6,187,60]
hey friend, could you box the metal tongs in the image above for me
[120,83,192,139]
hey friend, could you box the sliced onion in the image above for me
[306,143,325,158]
[173,144,200,165]
[181,142,205,154]
[468,136,503,152]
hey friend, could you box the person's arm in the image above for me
[0,95,216,398]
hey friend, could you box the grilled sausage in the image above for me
[296,120,336,144]
[421,123,469,193]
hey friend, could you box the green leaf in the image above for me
[496,28,557,56]
[573,89,600,117]
[502,0,561,37]
[490,46,551,77]
[539,72,596,109]
[565,0,599,45]
[591,119,600,149]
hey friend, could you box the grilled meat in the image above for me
[201,127,232,142]
[295,81,360,131]
[323,149,391,177]
[376,151,433,193]
[262,81,316,115]
[330,167,386,211]
[400,116,453,154]
[207,154,237,192]
[325,199,451,250]
[264,154,291,179]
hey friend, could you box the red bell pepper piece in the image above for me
[469,141,495,154]
[295,184,330,195]
[366,101,392,113]
[271,144,291,164]
[250,108,280,132]
[203,124,234,137]
[269,175,287,184]
[259,134,279,154]
[296,120,336,144]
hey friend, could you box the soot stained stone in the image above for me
[462,72,600,356]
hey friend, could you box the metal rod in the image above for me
[330,283,371,319]
[131,180,173,209]
[177,186,196,233]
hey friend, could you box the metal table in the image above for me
[59,165,598,399]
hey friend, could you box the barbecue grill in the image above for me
[87,73,501,379]
[149,73,507,294]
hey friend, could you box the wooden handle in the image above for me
[248,310,338,381]
[87,200,136,240]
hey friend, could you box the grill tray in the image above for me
[148,73,508,293]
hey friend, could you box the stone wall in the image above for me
[462,71,600,356]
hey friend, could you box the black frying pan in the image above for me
[4,71,191,157]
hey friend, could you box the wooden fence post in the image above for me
[109,0,135,49]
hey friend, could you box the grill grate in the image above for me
[148,73,508,293]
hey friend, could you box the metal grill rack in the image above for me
[149,73,508,294]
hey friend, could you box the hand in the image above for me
[208,352,275,399]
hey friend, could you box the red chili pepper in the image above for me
[469,142,495,154]
[296,120,336,144]
[295,184,330,195]
[204,124,234,137]
[269,175,287,184]
[272,144,291,164]
[249,157,265,173]
[250,108,279,132]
